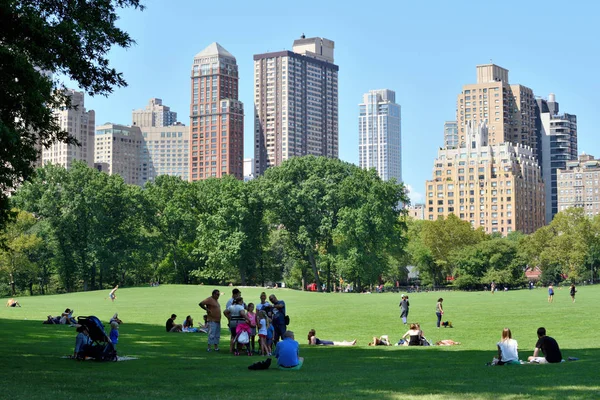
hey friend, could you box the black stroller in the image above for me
[77,316,118,361]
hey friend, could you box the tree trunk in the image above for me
[308,251,322,292]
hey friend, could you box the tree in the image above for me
[0,0,143,228]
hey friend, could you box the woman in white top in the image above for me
[494,328,519,365]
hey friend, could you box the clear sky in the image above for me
[70,0,600,203]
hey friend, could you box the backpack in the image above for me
[284,315,290,325]
[237,331,249,344]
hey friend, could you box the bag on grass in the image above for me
[248,357,272,370]
[284,315,290,325]
[237,331,249,344]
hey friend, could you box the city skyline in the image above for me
[60,0,600,203]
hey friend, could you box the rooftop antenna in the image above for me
[301,33,306,39]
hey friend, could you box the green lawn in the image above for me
[1,285,600,399]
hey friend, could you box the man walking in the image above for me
[199,289,221,352]
[269,294,286,344]
[528,327,562,364]
[399,294,410,325]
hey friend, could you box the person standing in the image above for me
[224,297,249,355]
[570,283,576,303]
[399,294,409,325]
[435,298,444,328]
[226,288,243,309]
[199,289,222,352]
[490,282,496,294]
[548,284,554,303]
[269,294,286,344]
[528,327,562,364]
[256,292,271,315]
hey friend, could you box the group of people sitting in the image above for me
[165,314,208,333]
[367,323,461,347]
[44,308,77,325]
[490,327,562,365]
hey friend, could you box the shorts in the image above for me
[250,327,256,336]
[109,293,115,299]
[229,320,241,336]
[258,334,267,339]
[207,321,220,345]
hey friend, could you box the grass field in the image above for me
[1,285,600,399]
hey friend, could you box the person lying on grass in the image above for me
[307,329,357,346]
[368,335,391,346]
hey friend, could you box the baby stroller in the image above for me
[77,316,118,361]
[234,322,252,356]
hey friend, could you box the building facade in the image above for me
[132,98,177,128]
[189,43,244,180]
[557,154,600,217]
[139,124,190,185]
[42,89,95,168]
[456,64,538,159]
[425,121,545,234]
[443,121,459,149]
[358,89,402,182]
[253,36,339,175]
[407,203,425,220]
[243,157,255,181]
[94,123,143,185]
[536,93,577,223]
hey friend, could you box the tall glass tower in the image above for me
[358,89,402,182]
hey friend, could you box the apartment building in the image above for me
[42,89,95,168]
[536,93,578,223]
[557,154,600,217]
[132,98,177,128]
[189,43,244,180]
[253,35,339,175]
[425,120,545,234]
[139,124,190,185]
[94,123,143,185]
[358,89,402,182]
[444,121,459,149]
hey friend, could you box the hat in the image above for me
[401,294,406,298]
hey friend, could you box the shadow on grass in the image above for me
[1,319,599,400]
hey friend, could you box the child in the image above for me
[108,285,118,302]
[247,303,257,353]
[109,321,119,348]
[257,310,269,356]
[265,316,274,356]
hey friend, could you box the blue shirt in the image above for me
[274,337,299,367]
[273,300,286,324]
[75,333,91,353]
[110,329,119,344]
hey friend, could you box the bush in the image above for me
[452,274,480,290]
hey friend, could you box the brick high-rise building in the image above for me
[189,43,244,180]
[253,35,339,175]
[456,64,538,159]
[42,89,95,168]
[358,89,402,182]
[425,120,545,235]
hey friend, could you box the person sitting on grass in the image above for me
[491,328,519,365]
[528,327,562,364]
[275,330,303,370]
[73,325,91,359]
[165,314,182,332]
[307,329,357,346]
[60,308,76,325]
[401,323,423,346]
[368,335,391,346]
[6,298,21,307]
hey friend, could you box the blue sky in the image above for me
[71,0,600,203]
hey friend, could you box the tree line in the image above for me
[1,156,407,296]
[2,156,598,297]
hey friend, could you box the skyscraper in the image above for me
[443,121,459,149]
[425,121,545,234]
[536,93,578,223]
[189,43,244,180]
[557,153,600,216]
[42,89,95,168]
[358,89,401,182]
[456,64,537,158]
[253,35,339,175]
[132,98,177,128]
